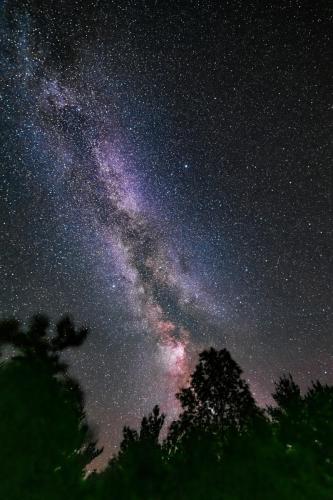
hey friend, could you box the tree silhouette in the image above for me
[0,313,88,368]
[268,375,333,497]
[1,316,332,500]
[119,404,165,454]
[96,406,166,500]
[167,347,262,451]
[269,374,302,419]
[0,315,99,500]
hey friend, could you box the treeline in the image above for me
[0,315,332,499]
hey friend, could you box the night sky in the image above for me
[1,1,332,465]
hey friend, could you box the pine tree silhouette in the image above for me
[98,406,166,500]
[0,315,100,500]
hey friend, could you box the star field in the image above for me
[0,1,332,466]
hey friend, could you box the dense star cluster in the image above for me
[0,1,331,465]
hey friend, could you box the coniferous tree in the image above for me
[0,315,99,500]
[97,405,166,500]
[269,375,333,497]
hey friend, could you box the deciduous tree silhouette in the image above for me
[167,347,262,451]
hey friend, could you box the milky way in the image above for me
[1,2,331,466]
[38,74,205,411]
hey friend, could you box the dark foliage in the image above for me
[167,347,263,452]
[94,405,166,499]
[0,313,88,365]
[1,316,332,499]
[0,315,100,500]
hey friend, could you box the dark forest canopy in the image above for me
[0,315,332,500]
